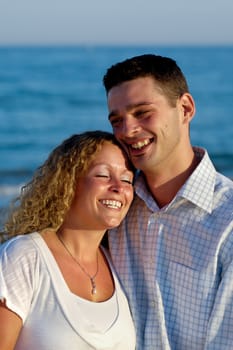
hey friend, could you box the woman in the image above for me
[0,131,136,350]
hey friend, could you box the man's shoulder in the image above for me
[215,172,233,197]
[211,172,233,225]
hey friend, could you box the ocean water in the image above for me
[0,45,233,227]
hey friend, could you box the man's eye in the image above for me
[135,110,150,117]
[110,117,122,126]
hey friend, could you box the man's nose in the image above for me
[121,117,141,137]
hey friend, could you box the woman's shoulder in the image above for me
[0,232,40,262]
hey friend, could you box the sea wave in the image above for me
[0,184,22,197]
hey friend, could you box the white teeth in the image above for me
[131,139,150,149]
[101,200,122,209]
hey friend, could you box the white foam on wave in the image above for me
[0,184,22,197]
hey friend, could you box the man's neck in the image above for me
[145,153,200,208]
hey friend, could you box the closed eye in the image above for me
[122,180,133,185]
[96,174,109,178]
[121,178,133,185]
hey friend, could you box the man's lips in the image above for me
[128,137,154,151]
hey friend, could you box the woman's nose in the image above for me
[109,178,124,193]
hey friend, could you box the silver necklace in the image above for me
[57,233,99,295]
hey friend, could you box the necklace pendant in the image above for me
[91,278,97,295]
[92,286,97,295]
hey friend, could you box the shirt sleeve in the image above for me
[0,236,38,323]
[205,233,233,349]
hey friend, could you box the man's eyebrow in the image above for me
[108,102,153,120]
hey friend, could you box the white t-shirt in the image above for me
[0,232,136,350]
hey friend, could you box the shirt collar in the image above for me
[177,147,216,213]
[135,147,216,213]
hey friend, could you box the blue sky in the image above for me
[0,0,232,45]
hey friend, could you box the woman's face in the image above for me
[67,142,134,231]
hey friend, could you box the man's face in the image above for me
[107,76,188,174]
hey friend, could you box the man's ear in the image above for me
[180,93,196,123]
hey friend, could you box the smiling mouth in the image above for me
[130,138,153,151]
[100,199,122,209]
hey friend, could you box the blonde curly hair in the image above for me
[4,131,125,238]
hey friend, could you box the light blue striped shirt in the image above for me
[109,147,233,349]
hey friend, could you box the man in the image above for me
[103,54,233,349]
